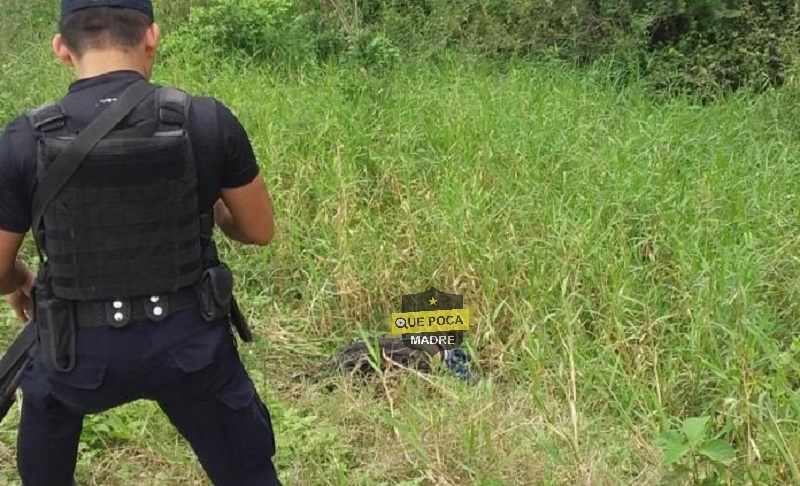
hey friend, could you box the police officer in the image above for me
[0,1,281,484]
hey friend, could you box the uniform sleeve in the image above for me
[215,102,260,189]
[0,117,36,233]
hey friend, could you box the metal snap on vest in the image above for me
[113,301,123,309]
[150,296,160,303]
[153,306,163,317]
[113,312,125,322]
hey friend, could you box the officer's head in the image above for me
[54,0,159,77]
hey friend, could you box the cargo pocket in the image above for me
[168,327,223,374]
[50,355,107,391]
[48,355,109,415]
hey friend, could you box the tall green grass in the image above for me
[1,0,800,484]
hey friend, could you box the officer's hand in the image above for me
[4,267,35,323]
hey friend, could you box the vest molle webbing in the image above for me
[28,87,207,302]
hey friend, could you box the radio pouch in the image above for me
[34,272,77,373]
[197,263,234,322]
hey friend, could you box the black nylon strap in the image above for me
[156,88,188,125]
[31,80,157,243]
[73,286,199,328]
[28,103,67,133]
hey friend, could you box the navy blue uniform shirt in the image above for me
[0,70,260,233]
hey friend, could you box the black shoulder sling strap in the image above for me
[31,80,157,241]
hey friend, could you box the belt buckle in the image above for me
[106,299,131,329]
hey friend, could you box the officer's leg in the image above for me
[158,356,281,486]
[17,392,84,486]
[16,330,118,486]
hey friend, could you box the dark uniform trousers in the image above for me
[16,306,281,486]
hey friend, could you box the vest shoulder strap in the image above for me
[153,86,213,236]
[26,101,67,133]
[155,87,191,127]
[26,87,191,135]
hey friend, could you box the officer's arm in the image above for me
[0,119,36,299]
[215,175,275,246]
[0,230,27,295]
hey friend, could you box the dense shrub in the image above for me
[640,0,798,96]
[160,0,312,67]
[367,0,799,96]
[161,0,799,97]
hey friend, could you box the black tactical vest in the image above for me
[27,87,209,302]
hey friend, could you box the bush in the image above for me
[162,0,799,98]
[161,0,307,65]
[356,0,799,97]
[640,0,798,97]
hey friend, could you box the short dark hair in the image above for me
[59,7,152,57]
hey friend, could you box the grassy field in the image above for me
[2,2,800,485]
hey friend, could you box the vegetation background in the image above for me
[1,0,800,484]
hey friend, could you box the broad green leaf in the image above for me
[664,441,691,465]
[655,430,684,448]
[682,416,709,445]
[698,439,736,465]
[655,431,690,465]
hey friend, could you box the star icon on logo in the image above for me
[428,297,437,306]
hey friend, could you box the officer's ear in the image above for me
[52,34,74,68]
[144,22,160,58]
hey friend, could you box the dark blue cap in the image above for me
[61,0,154,20]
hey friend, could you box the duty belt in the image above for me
[74,286,199,329]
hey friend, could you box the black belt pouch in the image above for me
[33,272,77,373]
[197,263,234,322]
